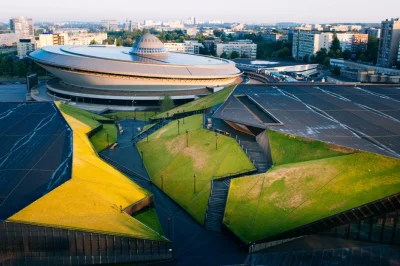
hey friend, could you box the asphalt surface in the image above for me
[214,84,400,158]
[0,84,29,102]
[0,102,72,221]
[101,120,247,266]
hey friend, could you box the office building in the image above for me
[164,40,204,54]
[9,16,34,37]
[216,40,257,59]
[101,20,118,31]
[17,38,35,58]
[0,33,21,47]
[377,18,400,68]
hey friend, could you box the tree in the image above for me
[329,33,342,59]
[315,48,328,64]
[230,51,240,59]
[366,35,378,63]
[116,37,122,46]
[89,39,97,45]
[323,57,331,67]
[160,95,174,112]
[332,66,341,76]
[220,52,228,59]
[342,49,352,60]
[303,54,309,63]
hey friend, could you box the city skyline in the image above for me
[1,0,400,24]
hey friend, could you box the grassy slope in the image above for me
[133,209,164,236]
[224,152,400,243]
[137,114,255,224]
[268,130,351,166]
[58,103,117,152]
[104,111,156,122]
[152,86,235,119]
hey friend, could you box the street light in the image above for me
[186,130,189,147]
[177,120,180,135]
[193,174,197,193]
[215,132,218,150]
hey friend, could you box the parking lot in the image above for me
[0,84,29,102]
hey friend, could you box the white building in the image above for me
[216,40,257,59]
[293,31,368,60]
[101,20,118,31]
[0,33,21,47]
[10,17,34,38]
[164,40,204,54]
[17,38,35,59]
[185,27,199,36]
[38,33,69,48]
[144,20,153,27]
[231,24,244,32]
[330,25,349,32]
[67,33,108,45]
[129,22,140,31]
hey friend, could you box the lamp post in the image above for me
[141,151,144,168]
[186,130,189,147]
[193,174,197,193]
[215,132,218,150]
[167,215,171,238]
[177,120,180,135]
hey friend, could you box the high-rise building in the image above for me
[10,16,34,37]
[377,18,400,68]
[17,38,35,59]
[101,20,118,31]
[367,28,381,38]
[129,21,140,31]
[216,40,257,59]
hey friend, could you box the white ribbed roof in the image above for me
[130,33,167,55]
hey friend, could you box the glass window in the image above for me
[382,212,396,244]
[359,218,371,241]
[371,215,385,242]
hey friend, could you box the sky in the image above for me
[1,0,400,24]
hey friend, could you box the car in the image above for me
[15,82,21,84]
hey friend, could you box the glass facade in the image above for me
[321,211,400,245]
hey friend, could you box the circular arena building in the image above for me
[29,34,242,108]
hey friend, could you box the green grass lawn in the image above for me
[268,130,352,166]
[224,152,400,243]
[137,114,255,224]
[58,103,117,152]
[133,209,164,236]
[104,111,156,122]
[152,86,236,119]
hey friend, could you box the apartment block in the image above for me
[293,31,368,60]
[38,33,68,48]
[164,40,204,54]
[101,20,118,31]
[0,33,21,47]
[377,18,400,68]
[216,40,257,59]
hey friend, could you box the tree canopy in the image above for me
[160,95,174,112]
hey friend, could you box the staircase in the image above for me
[132,120,170,144]
[239,139,271,173]
[204,179,231,232]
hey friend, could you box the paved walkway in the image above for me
[101,119,247,266]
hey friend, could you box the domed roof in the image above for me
[130,33,167,56]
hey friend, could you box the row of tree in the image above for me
[308,33,379,66]
[0,52,46,77]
